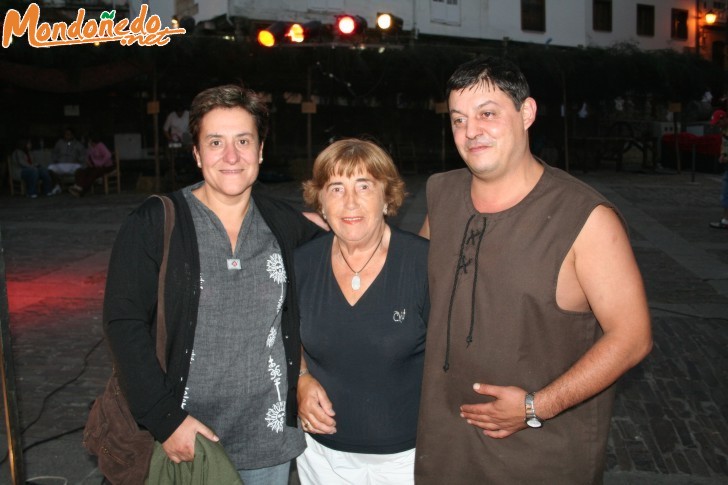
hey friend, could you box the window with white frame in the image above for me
[431,0,461,25]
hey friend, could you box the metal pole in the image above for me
[307,65,313,172]
[674,113,682,173]
[0,227,26,484]
[691,143,697,183]
[561,68,570,173]
[441,113,446,171]
[152,65,160,193]
[696,0,701,56]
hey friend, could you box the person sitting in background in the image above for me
[10,138,61,198]
[164,105,196,182]
[69,134,114,197]
[163,105,190,145]
[49,128,85,177]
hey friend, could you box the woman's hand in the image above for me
[297,373,336,434]
[161,415,219,463]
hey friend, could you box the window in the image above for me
[671,9,688,40]
[593,0,612,32]
[637,4,655,37]
[431,0,460,25]
[521,0,545,32]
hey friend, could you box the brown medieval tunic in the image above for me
[415,164,619,484]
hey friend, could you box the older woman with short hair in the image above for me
[295,138,429,484]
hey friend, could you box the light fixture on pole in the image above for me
[697,7,718,56]
[705,10,717,25]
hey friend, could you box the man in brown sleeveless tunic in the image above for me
[415,57,652,484]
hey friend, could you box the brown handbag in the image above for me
[83,195,175,485]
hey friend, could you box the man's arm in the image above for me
[460,205,652,438]
[419,215,430,239]
[303,212,329,231]
[535,205,652,418]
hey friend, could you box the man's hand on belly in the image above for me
[459,383,528,439]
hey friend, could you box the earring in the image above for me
[321,211,327,220]
[259,157,264,163]
[383,204,388,215]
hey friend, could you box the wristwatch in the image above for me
[525,392,543,428]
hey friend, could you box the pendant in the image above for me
[351,274,361,291]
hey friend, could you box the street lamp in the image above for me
[705,10,717,25]
[696,7,718,56]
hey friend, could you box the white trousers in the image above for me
[296,434,415,485]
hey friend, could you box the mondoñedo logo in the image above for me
[2,3,185,48]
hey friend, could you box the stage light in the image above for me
[257,22,287,47]
[286,20,323,43]
[376,13,403,31]
[336,15,367,36]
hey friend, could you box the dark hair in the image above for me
[446,56,530,111]
[302,138,406,216]
[189,84,269,146]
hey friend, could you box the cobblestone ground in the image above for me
[0,194,143,485]
[582,170,728,484]
[0,169,727,484]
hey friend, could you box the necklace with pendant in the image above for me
[337,229,385,291]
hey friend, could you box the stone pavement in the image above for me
[0,166,727,484]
